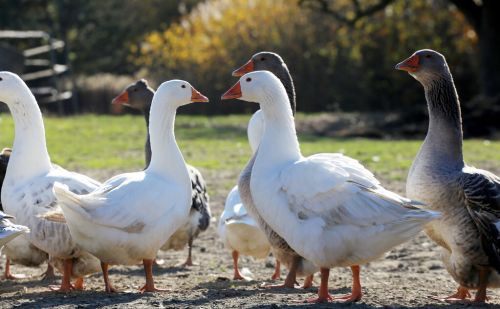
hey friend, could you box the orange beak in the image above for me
[111,90,129,105]
[395,54,420,72]
[111,90,128,114]
[191,87,209,102]
[232,59,254,77]
[221,81,242,100]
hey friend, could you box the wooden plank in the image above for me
[21,64,68,81]
[23,40,65,57]
[38,91,72,104]
[25,59,51,66]
[0,30,48,39]
[30,87,57,96]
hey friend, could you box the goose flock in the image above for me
[0,49,498,304]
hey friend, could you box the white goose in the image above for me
[1,148,52,280]
[52,80,208,293]
[221,71,441,303]
[218,110,280,281]
[0,71,101,291]
[230,52,317,290]
[0,211,29,248]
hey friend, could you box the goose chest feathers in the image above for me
[222,70,440,302]
[397,49,500,302]
[112,79,211,266]
[0,71,101,291]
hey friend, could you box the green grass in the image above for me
[0,113,498,186]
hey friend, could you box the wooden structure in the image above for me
[0,30,75,114]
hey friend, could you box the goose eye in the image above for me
[246,77,252,82]
[181,85,186,88]
[425,54,431,59]
[260,57,266,61]
[0,77,3,81]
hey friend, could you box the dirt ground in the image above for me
[2,168,500,309]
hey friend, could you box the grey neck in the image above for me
[276,64,296,115]
[421,74,464,168]
[143,104,152,167]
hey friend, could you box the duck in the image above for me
[52,80,208,293]
[112,79,211,266]
[218,112,280,281]
[0,71,101,291]
[221,71,441,303]
[0,211,29,249]
[0,147,53,280]
[230,52,317,290]
[396,49,500,303]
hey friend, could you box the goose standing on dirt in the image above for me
[0,211,29,249]
[218,114,279,281]
[397,49,500,303]
[230,52,318,290]
[221,71,440,303]
[0,71,101,291]
[0,147,53,280]
[112,80,211,266]
[53,80,208,293]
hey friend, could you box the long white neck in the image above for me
[6,86,52,184]
[145,98,189,184]
[254,86,302,172]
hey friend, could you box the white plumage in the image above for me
[52,79,207,292]
[0,211,29,249]
[227,71,440,302]
[0,71,101,290]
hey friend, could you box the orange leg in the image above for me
[473,268,490,303]
[271,259,281,280]
[101,262,119,293]
[431,285,470,302]
[262,255,299,288]
[232,250,249,280]
[49,259,74,292]
[182,237,194,267]
[332,265,362,302]
[41,263,56,281]
[73,277,85,290]
[304,268,333,303]
[3,258,29,280]
[139,259,169,293]
[302,274,314,289]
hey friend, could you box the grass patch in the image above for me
[0,113,498,187]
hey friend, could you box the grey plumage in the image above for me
[236,52,317,278]
[461,170,500,272]
[400,49,500,297]
[250,52,297,115]
[0,147,11,211]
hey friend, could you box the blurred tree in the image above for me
[0,0,202,74]
[136,0,331,114]
[300,0,500,99]
[137,0,476,116]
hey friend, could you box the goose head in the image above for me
[232,52,296,115]
[232,52,287,77]
[0,71,30,106]
[155,80,209,108]
[112,79,155,111]
[395,49,451,86]
[221,71,286,106]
